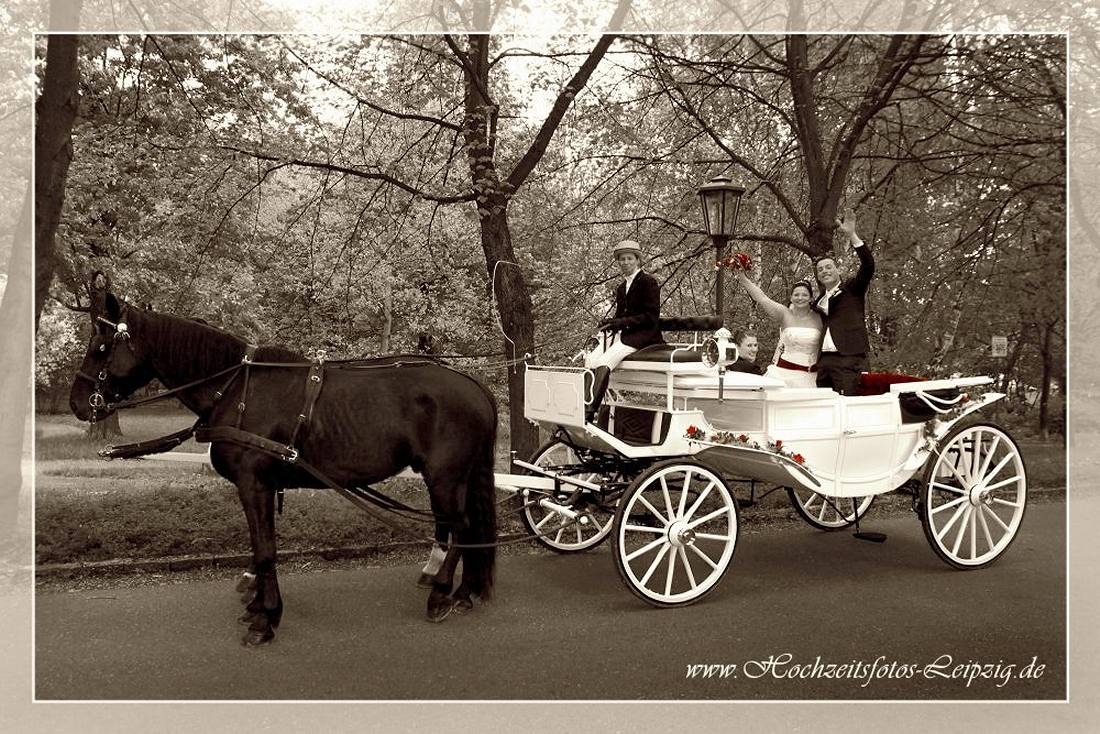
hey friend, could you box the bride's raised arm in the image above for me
[734,271,790,324]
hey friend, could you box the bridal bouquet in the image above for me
[714,252,753,272]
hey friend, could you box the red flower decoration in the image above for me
[960,393,970,403]
[716,252,753,272]
[775,439,783,450]
[685,425,705,440]
[793,453,805,465]
[737,433,749,442]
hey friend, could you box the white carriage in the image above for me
[498,319,1028,608]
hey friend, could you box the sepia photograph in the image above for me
[2,0,1098,731]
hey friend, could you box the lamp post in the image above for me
[697,175,745,317]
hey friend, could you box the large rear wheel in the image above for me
[919,423,1027,569]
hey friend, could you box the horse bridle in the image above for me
[75,310,135,414]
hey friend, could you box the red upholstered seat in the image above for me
[857,371,927,396]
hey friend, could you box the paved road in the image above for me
[36,502,1065,700]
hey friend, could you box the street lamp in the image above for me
[697,175,745,317]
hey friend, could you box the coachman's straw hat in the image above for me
[611,240,642,258]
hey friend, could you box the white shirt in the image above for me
[818,239,864,353]
[819,284,841,352]
[623,270,639,295]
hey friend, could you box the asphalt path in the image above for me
[35,501,1065,701]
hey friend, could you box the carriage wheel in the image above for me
[919,422,1027,569]
[520,440,617,553]
[613,460,738,608]
[786,487,874,531]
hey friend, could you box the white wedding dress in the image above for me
[764,326,821,388]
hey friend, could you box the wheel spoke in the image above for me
[936,500,969,542]
[977,504,995,551]
[981,504,1011,532]
[625,535,667,562]
[636,493,671,526]
[678,470,693,519]
[660,475,676,522]
[554,526,565,544]
[969,503,977,559]
[931,481,966,495]
[588,514,604,534]
[575,523,583,544]
[950,506,972,556]
[816,495,832,523]
[976,434,1002,482]
[638,543,670,586]
[623,524,665,534]
[981,452,1015,484]
[677,546,697,590]
[941,453,972,490]
[664,548,676,596]
[686,506,729,530]
[991,497,1023,509]
[687,541,719,571]
[683,482,715,522]
[694,532,735,542]
[535,511,558,530]
[984,474,1023,492]
[929,495,969,516]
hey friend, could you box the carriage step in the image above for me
[853,531,887,543]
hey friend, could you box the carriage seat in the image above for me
[627,343,704,363]
[658,315,723,332]
[623,315,724,363]
[857,371,927,396]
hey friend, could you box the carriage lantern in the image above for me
[697,175,745,317]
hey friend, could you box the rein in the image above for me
[86,316,586,550]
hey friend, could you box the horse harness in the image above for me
[88,315,580,548]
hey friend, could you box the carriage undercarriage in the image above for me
[497,328,1028,608]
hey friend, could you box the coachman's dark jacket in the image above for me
[608,270,664,349]
[814,245,875,356]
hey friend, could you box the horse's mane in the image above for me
[128,307,304,382]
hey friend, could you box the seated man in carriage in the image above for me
[584,240,664,421]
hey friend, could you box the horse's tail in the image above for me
[459,389,498,601]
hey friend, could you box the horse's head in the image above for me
[69,291,156,422]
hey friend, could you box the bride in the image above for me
[734,271,822,388]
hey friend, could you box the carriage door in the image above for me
[834,397,901,496]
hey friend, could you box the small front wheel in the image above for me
[613,461,738,608]
[787,487,874,530]
[520,440,616,553]
[919,422,1027,569]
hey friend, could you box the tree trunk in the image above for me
[461,30,538,461]
[1038,321,1054,440]
[34,32,81,329]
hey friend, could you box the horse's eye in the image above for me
[98,344,107,352]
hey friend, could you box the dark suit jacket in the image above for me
[728,356,763,375]
[814,244,875,356]
[610,270,664,349]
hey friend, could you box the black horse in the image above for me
[69,292,498,646]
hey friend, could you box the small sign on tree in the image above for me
[992,335,1008,358]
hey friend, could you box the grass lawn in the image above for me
[35,407,1065,566]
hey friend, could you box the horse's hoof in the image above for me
[238,611,261,626]
[452,596,474,615]
[241,627,275,647]
[416,572,435,589]
[426,600,455,623]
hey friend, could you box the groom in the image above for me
[813,215,875,395]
